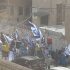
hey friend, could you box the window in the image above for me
[18,7,23,15]
[57,4,65,25]
[10,6,14,15]
[24,7,31,17]
[40,15,48,25]
[0,5,6,10]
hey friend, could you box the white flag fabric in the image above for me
[14,29,19,39]
[28,21,37,28]
[64,44,70,56]
[9,51,14,61]
[3,34,13,44]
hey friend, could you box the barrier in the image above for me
[0,60,32,70]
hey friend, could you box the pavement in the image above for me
[50,66,70,70]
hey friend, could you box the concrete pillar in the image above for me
[65,0,70,43]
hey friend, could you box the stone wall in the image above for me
[0,60,32,70]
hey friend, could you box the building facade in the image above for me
[32,0,66,26]
[65,0,70,43]
[32,0,70,44]
[32,0,70,50]
[0,0,31,34]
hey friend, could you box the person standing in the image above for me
[44,48,52,70]
[47,55,52,70]
[35,42,40,56]
[2,42,10,60]
[9,40,16,61]
[47,37,52,54]
[0,40,2,59]
[44,48,49,69]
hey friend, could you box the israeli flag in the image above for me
[3,34,13,44]
[12,29,19,40]
[28,21,37,28]
[64,44,70,56]
[15,29,19,39]
[28,21,43,40]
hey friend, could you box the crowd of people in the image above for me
[0,31,69,70]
